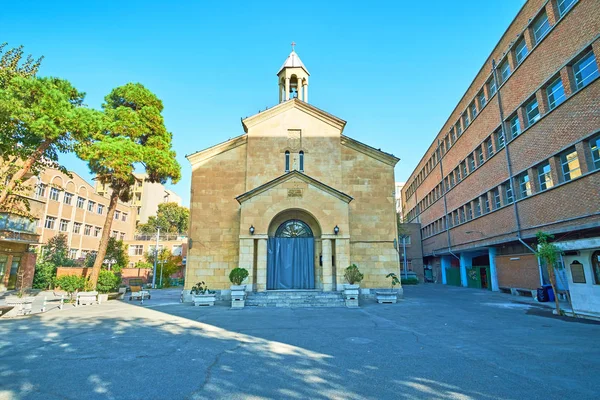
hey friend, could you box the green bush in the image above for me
[97,270,121,293]
[54,275,86,295]
[32,261,57,289]
[401,277,419,285]
[344,264,364,284]
[229,267,249,285]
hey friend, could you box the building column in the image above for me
[256,238,267,291]
[298,80,304,101]
[335,237,349,290]
[304,81,308,103]
[279,83,283,103]
[441,256,450,285]
[238,238,255,292]
[285,78,290,101]
[488,247,499,292]
[322,238,333,291]
[459,253,469,287]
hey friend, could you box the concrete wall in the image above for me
[563,247,600,316]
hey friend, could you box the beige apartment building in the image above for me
[31,169,137,260]
[95,173,182,226]
[126,233,187,267]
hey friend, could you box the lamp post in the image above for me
[152,227,160,289]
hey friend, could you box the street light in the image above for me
[152,228,160,289]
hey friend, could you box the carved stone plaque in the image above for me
[288,188,303,197]
[287,129,301,151]
[570,261,586,284]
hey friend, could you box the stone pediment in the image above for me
[235,170,353,205]
[241,98,346,133]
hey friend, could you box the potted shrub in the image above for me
[190,281,216,306]
[229,267,249,308]
[343,264,364,308]
[97,270,121,303]
[376,273,400,304]
[54,275,86,303]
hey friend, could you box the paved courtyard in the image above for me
[0,285,599,400]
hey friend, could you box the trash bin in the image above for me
[543,284,555,302]
[537,286,548,302]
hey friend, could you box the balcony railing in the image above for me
[133,234,187,241]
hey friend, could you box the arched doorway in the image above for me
[267,219,315,289]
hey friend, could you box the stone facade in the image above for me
[186,52,400,292]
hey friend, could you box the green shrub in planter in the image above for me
[344,264,364,285]
[229,267,249,285]
[32,261,57,289]
[97,270,122,294]
[54,275,86,298]
[401,277,419,285]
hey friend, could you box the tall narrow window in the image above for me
[546,78,566,110]
[299,151,304,172]
[478,90,486,109]
[560,149,581,181]
[504,183,514,204]
[499,59,511,83]
[537,161,554,190]
[486,138,494,157]
[532,11,551,45]
[573,51,599,90]
[590,135,600,170]
[496,130,505,150]
[557,0,577,16]
[514,37,528,65]
[509,114,521,139]
[516,172,532,199]
[487,78,497,97]
[482,194,490,214]
[525,98,540,126]
[492,188,501,209]
[285,151,290,172]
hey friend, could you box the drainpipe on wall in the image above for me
[492,60,542,282]
[438,139,460,262]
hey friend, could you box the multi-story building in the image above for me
[402,0,600,315]
[126,233,187,268]
[31,169,137,261]
[395,182,405,217]
[95,173,182,226]
[0,191,44,291]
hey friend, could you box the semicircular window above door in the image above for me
[275,219,313,238]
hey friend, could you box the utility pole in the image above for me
[152,227,160,288]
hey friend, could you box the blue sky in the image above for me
[2,0,525,206]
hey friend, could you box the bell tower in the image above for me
[277,42,310,103]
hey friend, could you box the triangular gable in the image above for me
[241,98,346,133]
[236,170,353,204]
[340,135,400,166]
[186,134,247,166]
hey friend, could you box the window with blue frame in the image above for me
[546,78,566,110]
[532,11,551,45]
[573,51,599,90]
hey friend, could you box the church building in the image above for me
[186,48,400,294]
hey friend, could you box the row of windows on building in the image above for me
[284,150,305,172]
[36,184,130,222]
[128,244,183,257]
[406,46,599,222]
[42,216,128,240]
[405,0,580,201]
[421,133,600,238]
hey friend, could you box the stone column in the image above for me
[238,238,255,292]
[488,247,499,292]
[322,239,333,291]
[441,256,450,285]
[298,80,303,101]
[279,83,283,103]
[285,78,290,101]
[334,238,350,290]
[304,80,308,103]
[256,238,268,291]
[459,253,469,287]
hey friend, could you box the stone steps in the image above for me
[246,291,346,307]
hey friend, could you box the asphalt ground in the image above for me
[0,284,598,400]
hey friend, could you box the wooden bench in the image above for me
[5,296,35,316]
[129,286,151,301]
[76,291,98,306]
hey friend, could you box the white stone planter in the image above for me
[192,293,216,306]
[344,284,360,308]
[98,293,109,304]
[375,290,398,304]
[230,284,247,308]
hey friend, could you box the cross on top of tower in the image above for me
[291,41,296,51]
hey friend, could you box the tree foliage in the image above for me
[78,83,180,287]
[84,237,129,273]
[32,261,57,290]
[137,202,189,234]
[0,42,43,88]
[535,231,563,314]
[0,73,100,210]
[96,270,121,294]
[43,234,75,267]
[145,247,182,288]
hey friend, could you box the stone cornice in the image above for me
[241,99,346,133]
[186,134,248,166]
[340,135,400,166]
[236,170,353,204]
